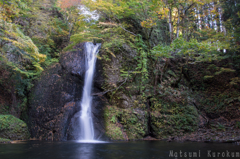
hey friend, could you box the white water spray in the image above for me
[79,42,101,141]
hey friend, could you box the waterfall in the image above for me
[79,42,101,141]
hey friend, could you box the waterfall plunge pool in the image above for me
[0,140,239,159]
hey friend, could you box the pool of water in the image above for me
[0,140,239,159]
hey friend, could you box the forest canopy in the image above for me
[0,0,240,118]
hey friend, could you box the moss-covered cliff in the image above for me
[96,44,200,141]
[0,115,29,142]
[98,41,240,142]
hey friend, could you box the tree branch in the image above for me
[114,17,137,36]
[92,77,128,96]
[118,25,137,36]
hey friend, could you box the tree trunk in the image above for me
[169,7,173,43]
[176,8,180,38]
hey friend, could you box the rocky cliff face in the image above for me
[28,43,107,141]
[99,45,200,141]
[27,42,200,142]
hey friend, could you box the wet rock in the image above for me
[60,43,86,79]
[28,42,107,141]
[92,94,109,140]
[67,111,81,140]
[118,94,133,109]
[28,62,82,140]
[93,56,105,90]
[28,69,81,141]
[67,95,108,141]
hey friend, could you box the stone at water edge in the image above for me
[0,115,30,140]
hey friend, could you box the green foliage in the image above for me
[214,67,235,75]
[110,116,116,123]
[0,103,9,115]
[119,110,147,139]
[235,121,240,129]
[104,106,124,140]
[151,44,173,58]
[150,98,199,137]
[216,122,225,131]
[152,37,229,63]
[196,91,240,115]
[230,77,240,87]
[0,64,35,117]
[0,138,11,143]
[0,21,46,76]
[203,75,214,80]
[0,0,74,121]
[43,58,59,67]
[0,115,30,140]
[132,35,149,94]
[0,0,238,140]
[222,0,240,46]
[104,105,148,140]
[63,31,99,51]
[68,0,240,140]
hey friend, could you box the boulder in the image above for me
[0,115,30,140]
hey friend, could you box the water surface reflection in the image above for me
[0,141,239,159]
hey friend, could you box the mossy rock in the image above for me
[104,106,148,140]
[0,138,11,143]
[104,106,125,140]
[105,122,125,140]
[150,99,199,139]
[0,115,30,140]
[119,109,148,140]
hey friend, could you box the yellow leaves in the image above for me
[0,1,22,22]
[210,9,218,14]
[105,48,116,58]
[0,20,46,72]
[101,28,111,33]
[230,77,240,86]
[75,21,81,26]
[141,18,156,28]
[195,1,204,6]
[186,0,210,6]
[156,7,169,19]
[99,22,118,27]
[82,0,129,18]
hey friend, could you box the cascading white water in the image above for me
[79,42,101,141]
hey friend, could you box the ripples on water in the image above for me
[0,141,239,159]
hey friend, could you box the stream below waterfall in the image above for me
[0,141,239,159]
